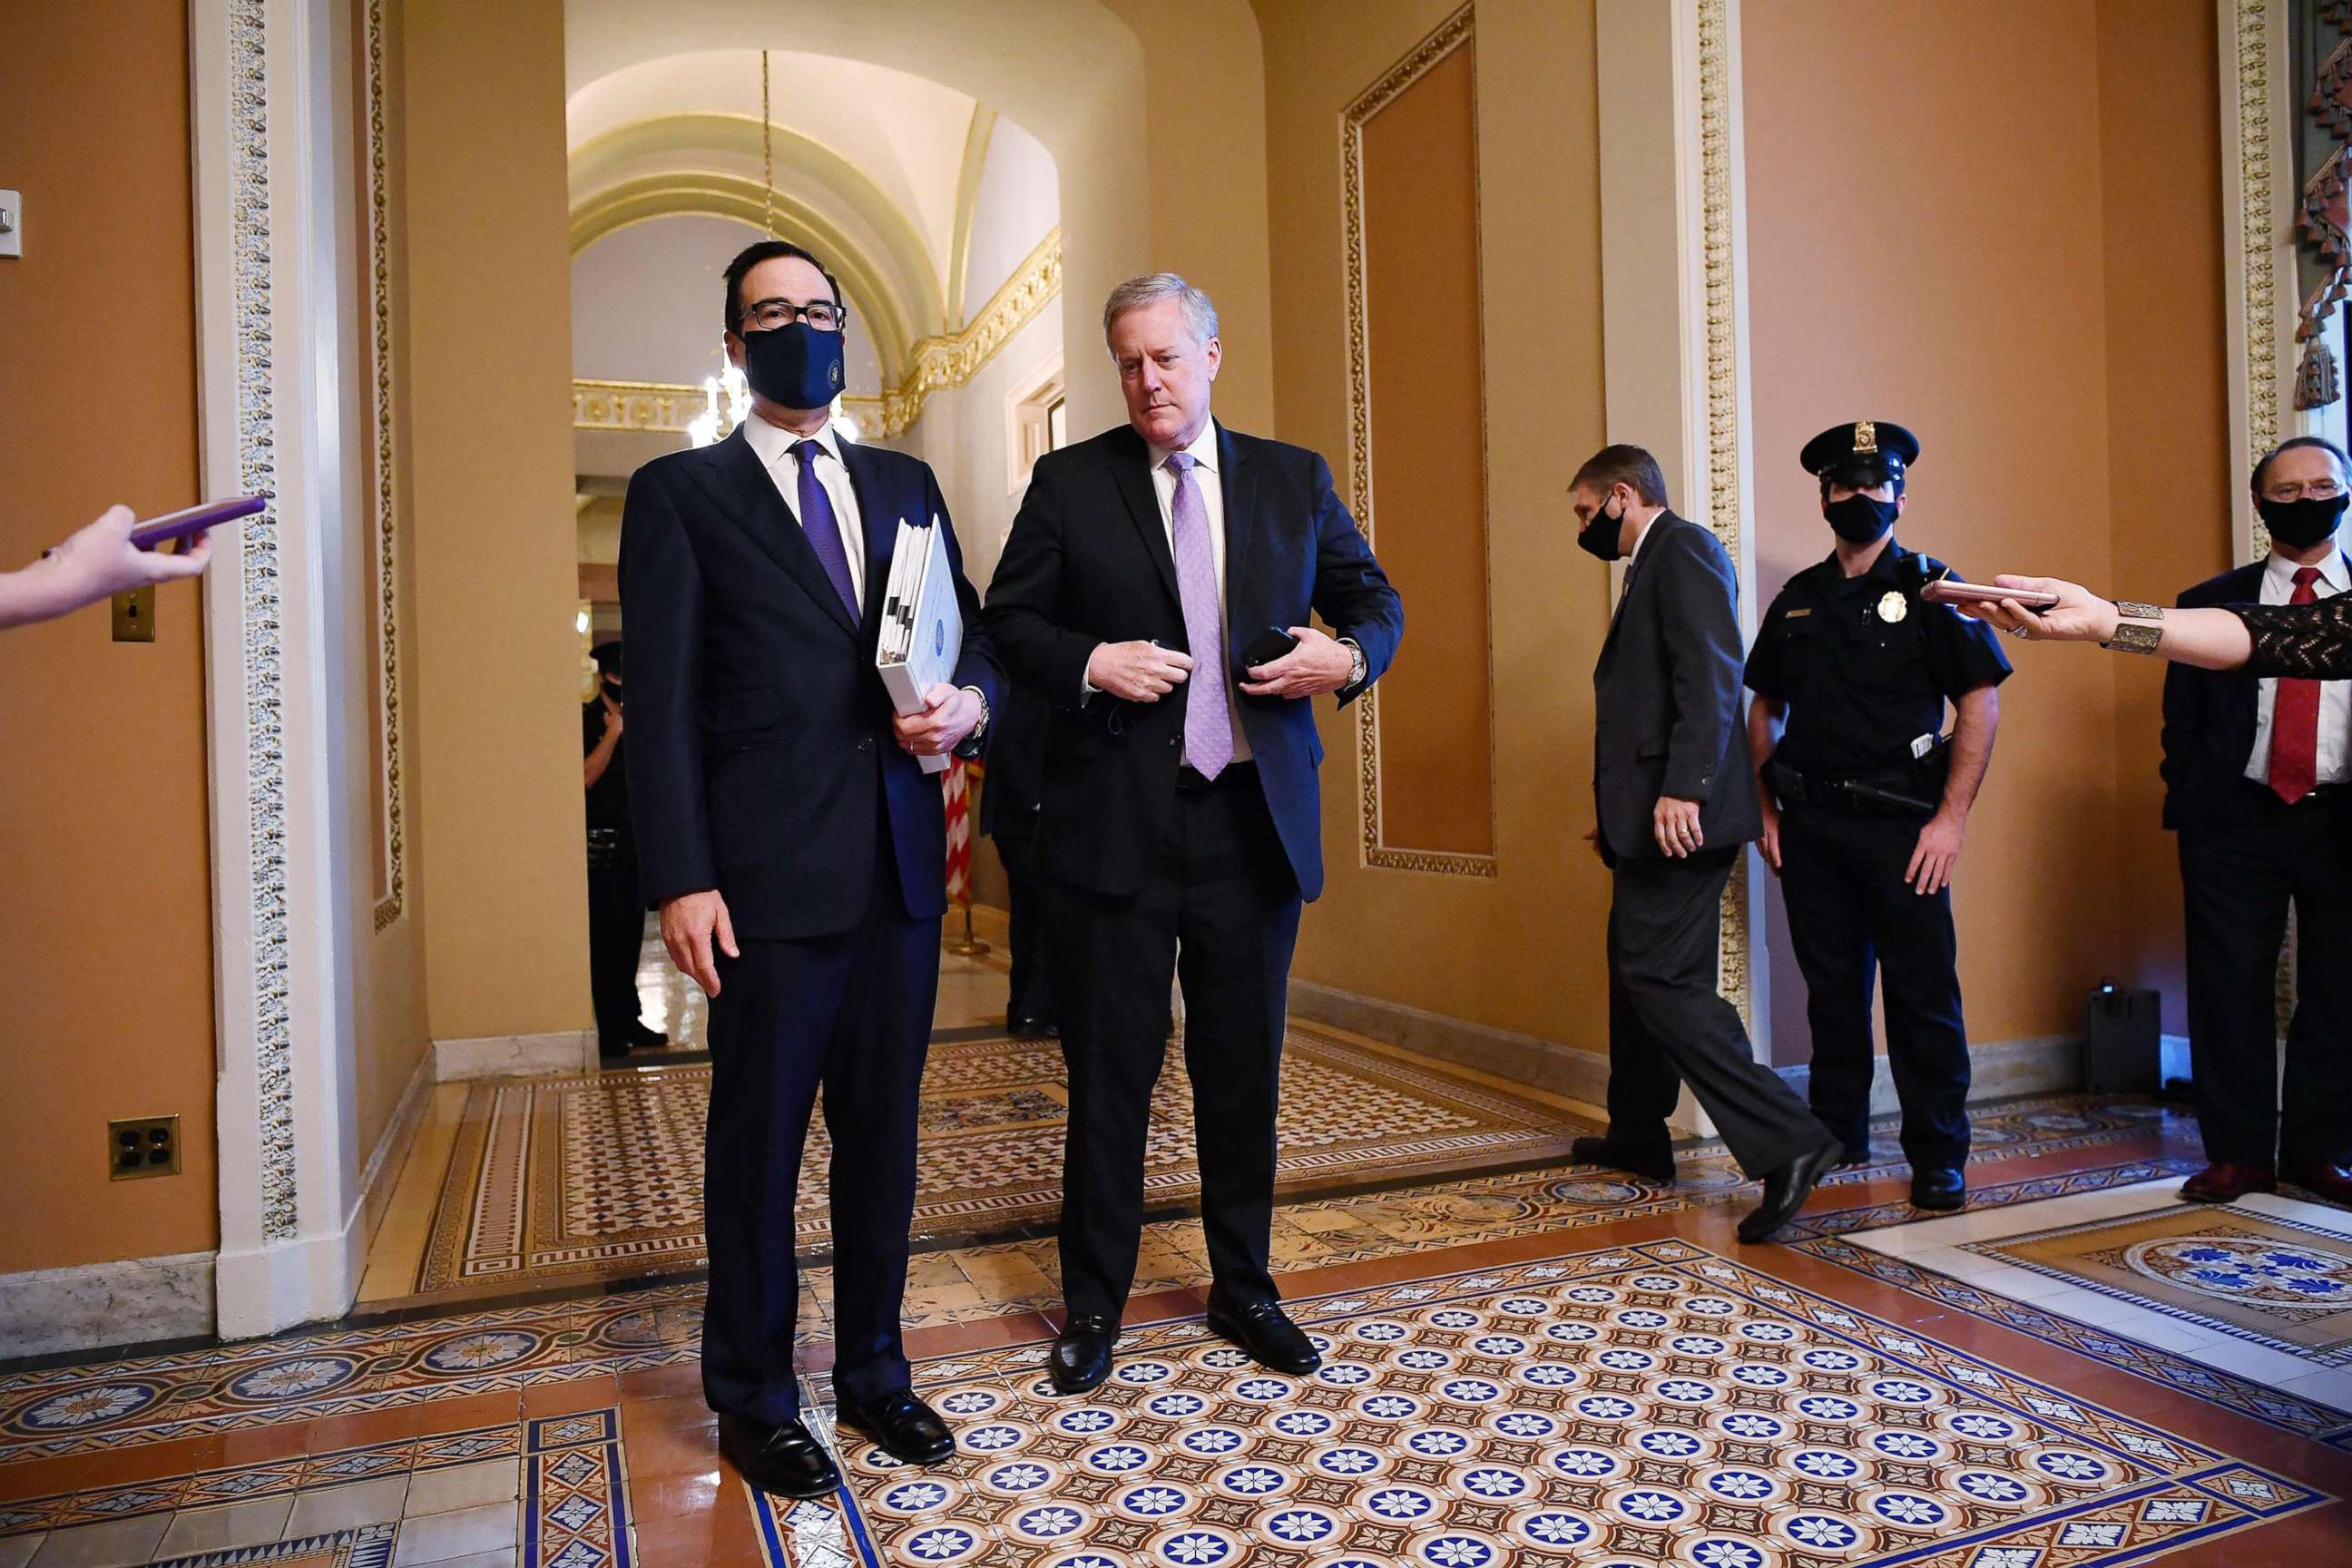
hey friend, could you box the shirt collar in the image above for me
[1627,510,1665,565]
[2268,542,2349,592]
[1813,538,1907,588]
[1151,419,1220,475]
[743,412,843,470]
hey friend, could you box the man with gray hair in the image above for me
[985,273,1404,1393]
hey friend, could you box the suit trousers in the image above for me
[2179,784,2352,1168]
[1606,848,1828,1178]
[1046,764,1303,1320]
[1777,806,1972,1169]
[585,838,646,1054]
[700,846,939,1426]
[996,836,1056,1025]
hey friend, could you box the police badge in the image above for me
[1879,591,1908,623]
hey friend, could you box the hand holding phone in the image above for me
[1238,626,1301,671]
[130,495,266,551]
[1922,578,2062,612]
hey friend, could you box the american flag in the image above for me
[943,756,973,906]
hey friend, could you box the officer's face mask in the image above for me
[740,321,847,411]
[1823,490,1899,544]
[1576,493,1627,562]
[2256,491,2348,549]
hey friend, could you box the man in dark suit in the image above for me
[1571,444,1841,1241]
[984,273,1403,1393]
[977,679,1055,1034]
[621,240,1001,1498]
[2161,434,2352,1206]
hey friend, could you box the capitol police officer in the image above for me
[1744,422,2010,1210]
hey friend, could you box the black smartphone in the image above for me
[1239,626,1299,671]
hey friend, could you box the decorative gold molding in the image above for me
[1341,4,1497,881]
[568,176,918,385]
[566,113,948,336]
[2234,0,2281,564]
[364,0,405,931]
[1696,0,1748,1021]
[573,227,1062,443]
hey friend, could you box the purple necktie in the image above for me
[1165,453,1234,779]
[791,439,860,622]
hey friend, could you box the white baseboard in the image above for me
[1772,1034,2082,1109]
[433,1029,594,1083]
[355,1046,433,1257]
[0,1251,216,1361]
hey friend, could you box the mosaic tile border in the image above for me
[750,1241,2328,1568]
[1788,1159,2209,1242]
[158,1523,397,1566]
[1,1412,627,1567]
[1793,1235,2352,1446]
[1961,1203,2352,1367]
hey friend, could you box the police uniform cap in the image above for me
[1800,420,1920,488]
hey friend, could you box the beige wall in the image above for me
[1259,0,1616,1049]
[404,0,594,1044]
[0,7,220,1274]
[1744,0,2230,1054]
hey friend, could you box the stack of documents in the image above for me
[875,515,964,776]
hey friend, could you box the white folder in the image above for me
[874,516,964,776]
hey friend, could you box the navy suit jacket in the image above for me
[982,421,1403,902]
[2160,560,2265,834]
[1592,513,1761,863]
[619,426,1002,939]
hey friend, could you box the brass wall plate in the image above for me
[112,586,156,642]
[107,1115,181,1180]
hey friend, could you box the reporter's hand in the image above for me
[1653,796,1704,858]
[1240,624,1353,698]
[893,683,982,756]
[1086,640,1193,701]
[1758,797,1783,875]
[1962,574,2116,644]
[661,889,738,998]
[1906,811,1965,896]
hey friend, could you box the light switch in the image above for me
[113,585,155,642]
[0,191,19,260]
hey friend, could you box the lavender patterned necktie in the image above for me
[791,439,860,622]
[1165,452,1234,779]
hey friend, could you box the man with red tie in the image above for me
[2160,435,2352,1206]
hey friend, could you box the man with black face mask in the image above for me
[619,239,1002,1498]
[1744,422,2010,1212]
[2160,434,2352,1208]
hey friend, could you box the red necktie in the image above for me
[2268,564,2322,804]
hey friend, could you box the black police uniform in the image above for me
[584,691,650,1056]
[1746,436,2010,1177]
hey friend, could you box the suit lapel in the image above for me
[838,438,898,635]
[1217,422,1257,637]
[1108,426,1182,610]
[688,427,861,640]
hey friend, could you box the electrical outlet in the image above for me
[107,1116,181,1181]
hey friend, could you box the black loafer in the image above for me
[1738,1140,1845,1243]
[1204,1300,1320,1375]
[838,1388,954,1465]
[1050,1313,1120,1395]
[1569,1135,1676,1186]
[719,1414,840,1500]
[1910,1166,1965,1211]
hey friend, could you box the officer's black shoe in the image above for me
[1009,1015,1060,1039]
[838,1388,955,1465]
[1738,1140,1845,1243]
[1569,1135,1676,1186]
[1205,1300,1321,1375]
[1049,1314,1121,1394]
[719,1414,840,1500]
[1910,1167,1966,1211]
[627,1023,670,1048]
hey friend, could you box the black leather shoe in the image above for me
[1050,1314,1120,1394]
[1569,1135,1675,1186]
[839,1388,954,1465]
[627,1023,669,1047]
[1910,1166,1965,1211]
[1205,1300,1321,1375]
[719,1414,840,1500]
[1008,1016,1060,1039]
[1738,1140,1845,1243]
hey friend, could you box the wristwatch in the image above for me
[1341,637,1367,689]
[961,685,991,741]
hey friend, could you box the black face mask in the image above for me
[740,321,847,410]
[1823,493,1899,544]
[2257,492,2348,549]
[1577,496,1626,562]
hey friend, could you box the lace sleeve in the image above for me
[2233,596,2352,680]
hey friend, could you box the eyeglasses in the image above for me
[2262,477,2345,501]
[740,297,847,333]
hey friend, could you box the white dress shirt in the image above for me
[2243,544,2350,788]
[743,415,865,606]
